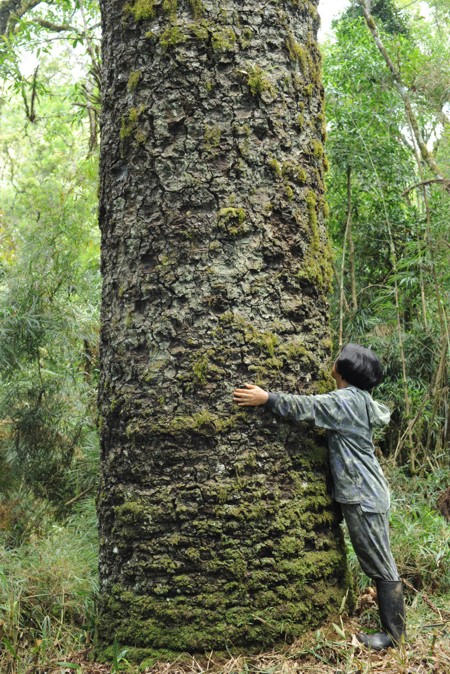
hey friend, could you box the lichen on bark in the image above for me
[97,0,348,659]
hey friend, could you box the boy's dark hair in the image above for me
[335,343,383,391]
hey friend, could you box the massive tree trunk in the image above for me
[97,0,348,658]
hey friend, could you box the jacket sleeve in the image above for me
[265,391,343,430]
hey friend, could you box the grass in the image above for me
[0,464,448,673]
[0,495,98,673]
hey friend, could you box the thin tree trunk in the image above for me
[347,168,357,312]
[338,167,353,348]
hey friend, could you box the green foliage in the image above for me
[323,7,450,465]
[0,51,100,504]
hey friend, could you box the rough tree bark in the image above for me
[97,0,348,658]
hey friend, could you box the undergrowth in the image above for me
[0,496,98,672]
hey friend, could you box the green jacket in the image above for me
[266,386,391,513]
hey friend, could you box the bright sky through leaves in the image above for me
[318,0,350,41]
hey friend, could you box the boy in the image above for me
[233,343,406,650]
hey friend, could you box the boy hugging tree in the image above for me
[233,343,406,650]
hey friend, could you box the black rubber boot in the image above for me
[357,580,406,650]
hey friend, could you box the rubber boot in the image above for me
[357,580,406,650]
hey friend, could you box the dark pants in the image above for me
[340,503,399,581]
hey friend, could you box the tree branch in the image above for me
[402,178,450,197]
[32,18,77,32]
[0,0,41,37]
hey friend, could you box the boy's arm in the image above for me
[233,384,342,430]
[265,391,316,423]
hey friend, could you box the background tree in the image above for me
[96,0,347,657]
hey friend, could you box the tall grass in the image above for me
[0,496,98,672]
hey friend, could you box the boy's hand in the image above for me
[233,383,269,406]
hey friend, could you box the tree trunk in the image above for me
[97,0,348,658]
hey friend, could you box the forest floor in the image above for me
[39,602,450,674]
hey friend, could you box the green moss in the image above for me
[304,82,314,97]
[97,464,347,653]
[217,312,283,368]
[188,349,226,386]
[187,0,205,18]
[296,167,307,183]
[289,190,333,292]
[190,20,209,41]
[282,160,307,184]
[160,24,187,49]
[246,65,276,98]
[312,139,323,158]
[238,137,250,158]
[97,468,348,655]
[306,189,318,229]
[212,27,236,51]
[311,369,335,394]
[240,26,254,48]
[125,310,134,327]
[148,410,241,436]
[203,124,221,152]
[268,158,282,177]
[120,106,144,140]
[134,128,148,144]
[292,73,303,92]
[284,184,294,200]
[125,0,155,21]
[127,70,141,92]
[114,500,147,524]
[286,33,307,72]
[217,207,247,236]
[278,340,312,362]
[296,113,304,129]
[191,354,210,384]
[162,0,177,19]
